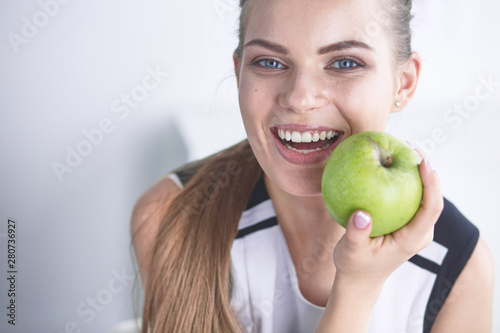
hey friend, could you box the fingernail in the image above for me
[405,140,424,160]
[354,211,370,229]
[425,158,434,172]
[404,139,415,149]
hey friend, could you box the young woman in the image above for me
[131,0,494,332]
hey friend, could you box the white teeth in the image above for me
[278,128,338,143]
[278,129,285,140]
[284,141,334,154]
[301,132,312,143]
[291,131,301,143]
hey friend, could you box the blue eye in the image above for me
[331,59,359,69]
[256,59,285,69]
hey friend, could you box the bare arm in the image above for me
[430,237,494,332]
[317,159,443,332]
[130,176,182,289]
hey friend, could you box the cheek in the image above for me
[238,77,276,134]
[238,80,259,135]
[330,74,394,132]
[238,77,275,163]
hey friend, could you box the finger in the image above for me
[396,158,443,240]
[344,210,373,246]
[404,140,425,161]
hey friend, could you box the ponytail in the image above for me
[141,139,261,332]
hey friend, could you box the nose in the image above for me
[279,69,329,113]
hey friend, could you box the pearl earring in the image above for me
[395,101,402,107]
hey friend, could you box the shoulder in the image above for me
[131,158,207,235]
[425,198,494,332]
[434,198,479,248]
[431,198,480,272]
[416,198,487,331]
[431,236,494,332]
[131,175,183,288]
[131,175,183,235]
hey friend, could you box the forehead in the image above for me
[244,0,385,52]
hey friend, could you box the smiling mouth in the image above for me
[272,127,342,154]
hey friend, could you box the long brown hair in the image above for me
[141,140,261,332]
[138,0,414,331]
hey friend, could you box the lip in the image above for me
[273,124,338,132]
[270,125,344,165]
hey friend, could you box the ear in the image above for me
[233,51,240,88]
[392,52,422,112]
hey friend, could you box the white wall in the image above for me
[0,1,498,332]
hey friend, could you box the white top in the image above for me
[229,199,441,333]
[169,171,479,333]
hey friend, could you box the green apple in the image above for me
[321,131,423,237]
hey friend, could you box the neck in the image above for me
[263,173,345,249]
[263,173,345,307]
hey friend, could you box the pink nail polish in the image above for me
[354,211,370,229]
[425,158,434,172]
[404,139,415,149]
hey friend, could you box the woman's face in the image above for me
[236,0,402,196]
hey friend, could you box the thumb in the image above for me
[345,210,373,245]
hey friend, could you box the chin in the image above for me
[266,162,325,198]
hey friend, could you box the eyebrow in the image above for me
[244,39,289,54]
[318,40,374,54]
[243,39,374,55]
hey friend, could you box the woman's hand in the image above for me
[333,157,443,285]
[316,157,443,333]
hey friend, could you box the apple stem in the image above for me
[383,156,392,168]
